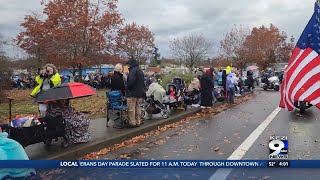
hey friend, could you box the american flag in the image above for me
[279,2,320,111]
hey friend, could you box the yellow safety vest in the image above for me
[30,73,61,97]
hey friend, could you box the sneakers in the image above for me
[200,106,206,109]
[191,104,200,107]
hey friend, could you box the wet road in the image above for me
[40,89,320,180]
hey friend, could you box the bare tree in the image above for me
[170,34,213,70]
[220,24,250,71]
[0,34,10,102]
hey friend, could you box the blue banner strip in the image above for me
[0,160,320,168]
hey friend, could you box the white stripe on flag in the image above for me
[282,49,304,110]
[284,49,305,74]
[291,66,320,103]
[285,51,318,108]
[311,97,320,106]
[299,81,320,100]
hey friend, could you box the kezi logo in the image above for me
[269,136,288,159]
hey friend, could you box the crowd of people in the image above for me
[0,59,262,180]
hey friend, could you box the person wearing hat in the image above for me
[30,64,61,117]
[126,58,145,127]
[200,69,214,108]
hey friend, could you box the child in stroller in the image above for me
[165,86,178,103]
[184,77,200,107]
[145,78,169,119]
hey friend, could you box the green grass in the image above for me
[0,90,107,123]
[161,73,195,88]
[0,101,38,123]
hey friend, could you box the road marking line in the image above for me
[208,107,282,180]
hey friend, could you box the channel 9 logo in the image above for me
[269,136,288,159]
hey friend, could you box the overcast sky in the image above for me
[0,0,315,59]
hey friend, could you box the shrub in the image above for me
[161,73,195,88]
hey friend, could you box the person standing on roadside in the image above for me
[227,72,237,104]
[30,64,61,117]
[200,69,214,108]
[126,58,145,127]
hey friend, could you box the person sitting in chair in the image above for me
[146,77,168,119]
[46,100,91,144]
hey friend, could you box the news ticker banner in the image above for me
[2,160,320,168]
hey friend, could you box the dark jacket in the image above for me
[222,70,227,88]
[127,59,145,98]
[110,71,126,95]
[200,73,214,107]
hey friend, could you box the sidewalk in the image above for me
[26,107,201,160]
[25,92,254,160]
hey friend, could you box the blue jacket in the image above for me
[0,132,36,179]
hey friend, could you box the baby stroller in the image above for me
[163,83,184,110]
[213,86,226,102]
[144,95,169,120]
[183,89,200,108]
[0,98,68,148]
[172,77,187,90]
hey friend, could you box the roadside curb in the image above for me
[46,92,255,160]
[47,107,201,160]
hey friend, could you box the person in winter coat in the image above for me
[188,77,200,96]
[31,64,61,117]
[126,58,145,127]
[227,73,237,104]
[146,77,166,103]
[0,128,38,180]
[110,63,126,96]
[247,70,255,92]
[200,69,214,108]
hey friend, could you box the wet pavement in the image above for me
[37,89,320,179]
[25,107,194,160]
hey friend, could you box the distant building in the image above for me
[146,67,161,74]
[274,63,288,72]
[59,64,115,75]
